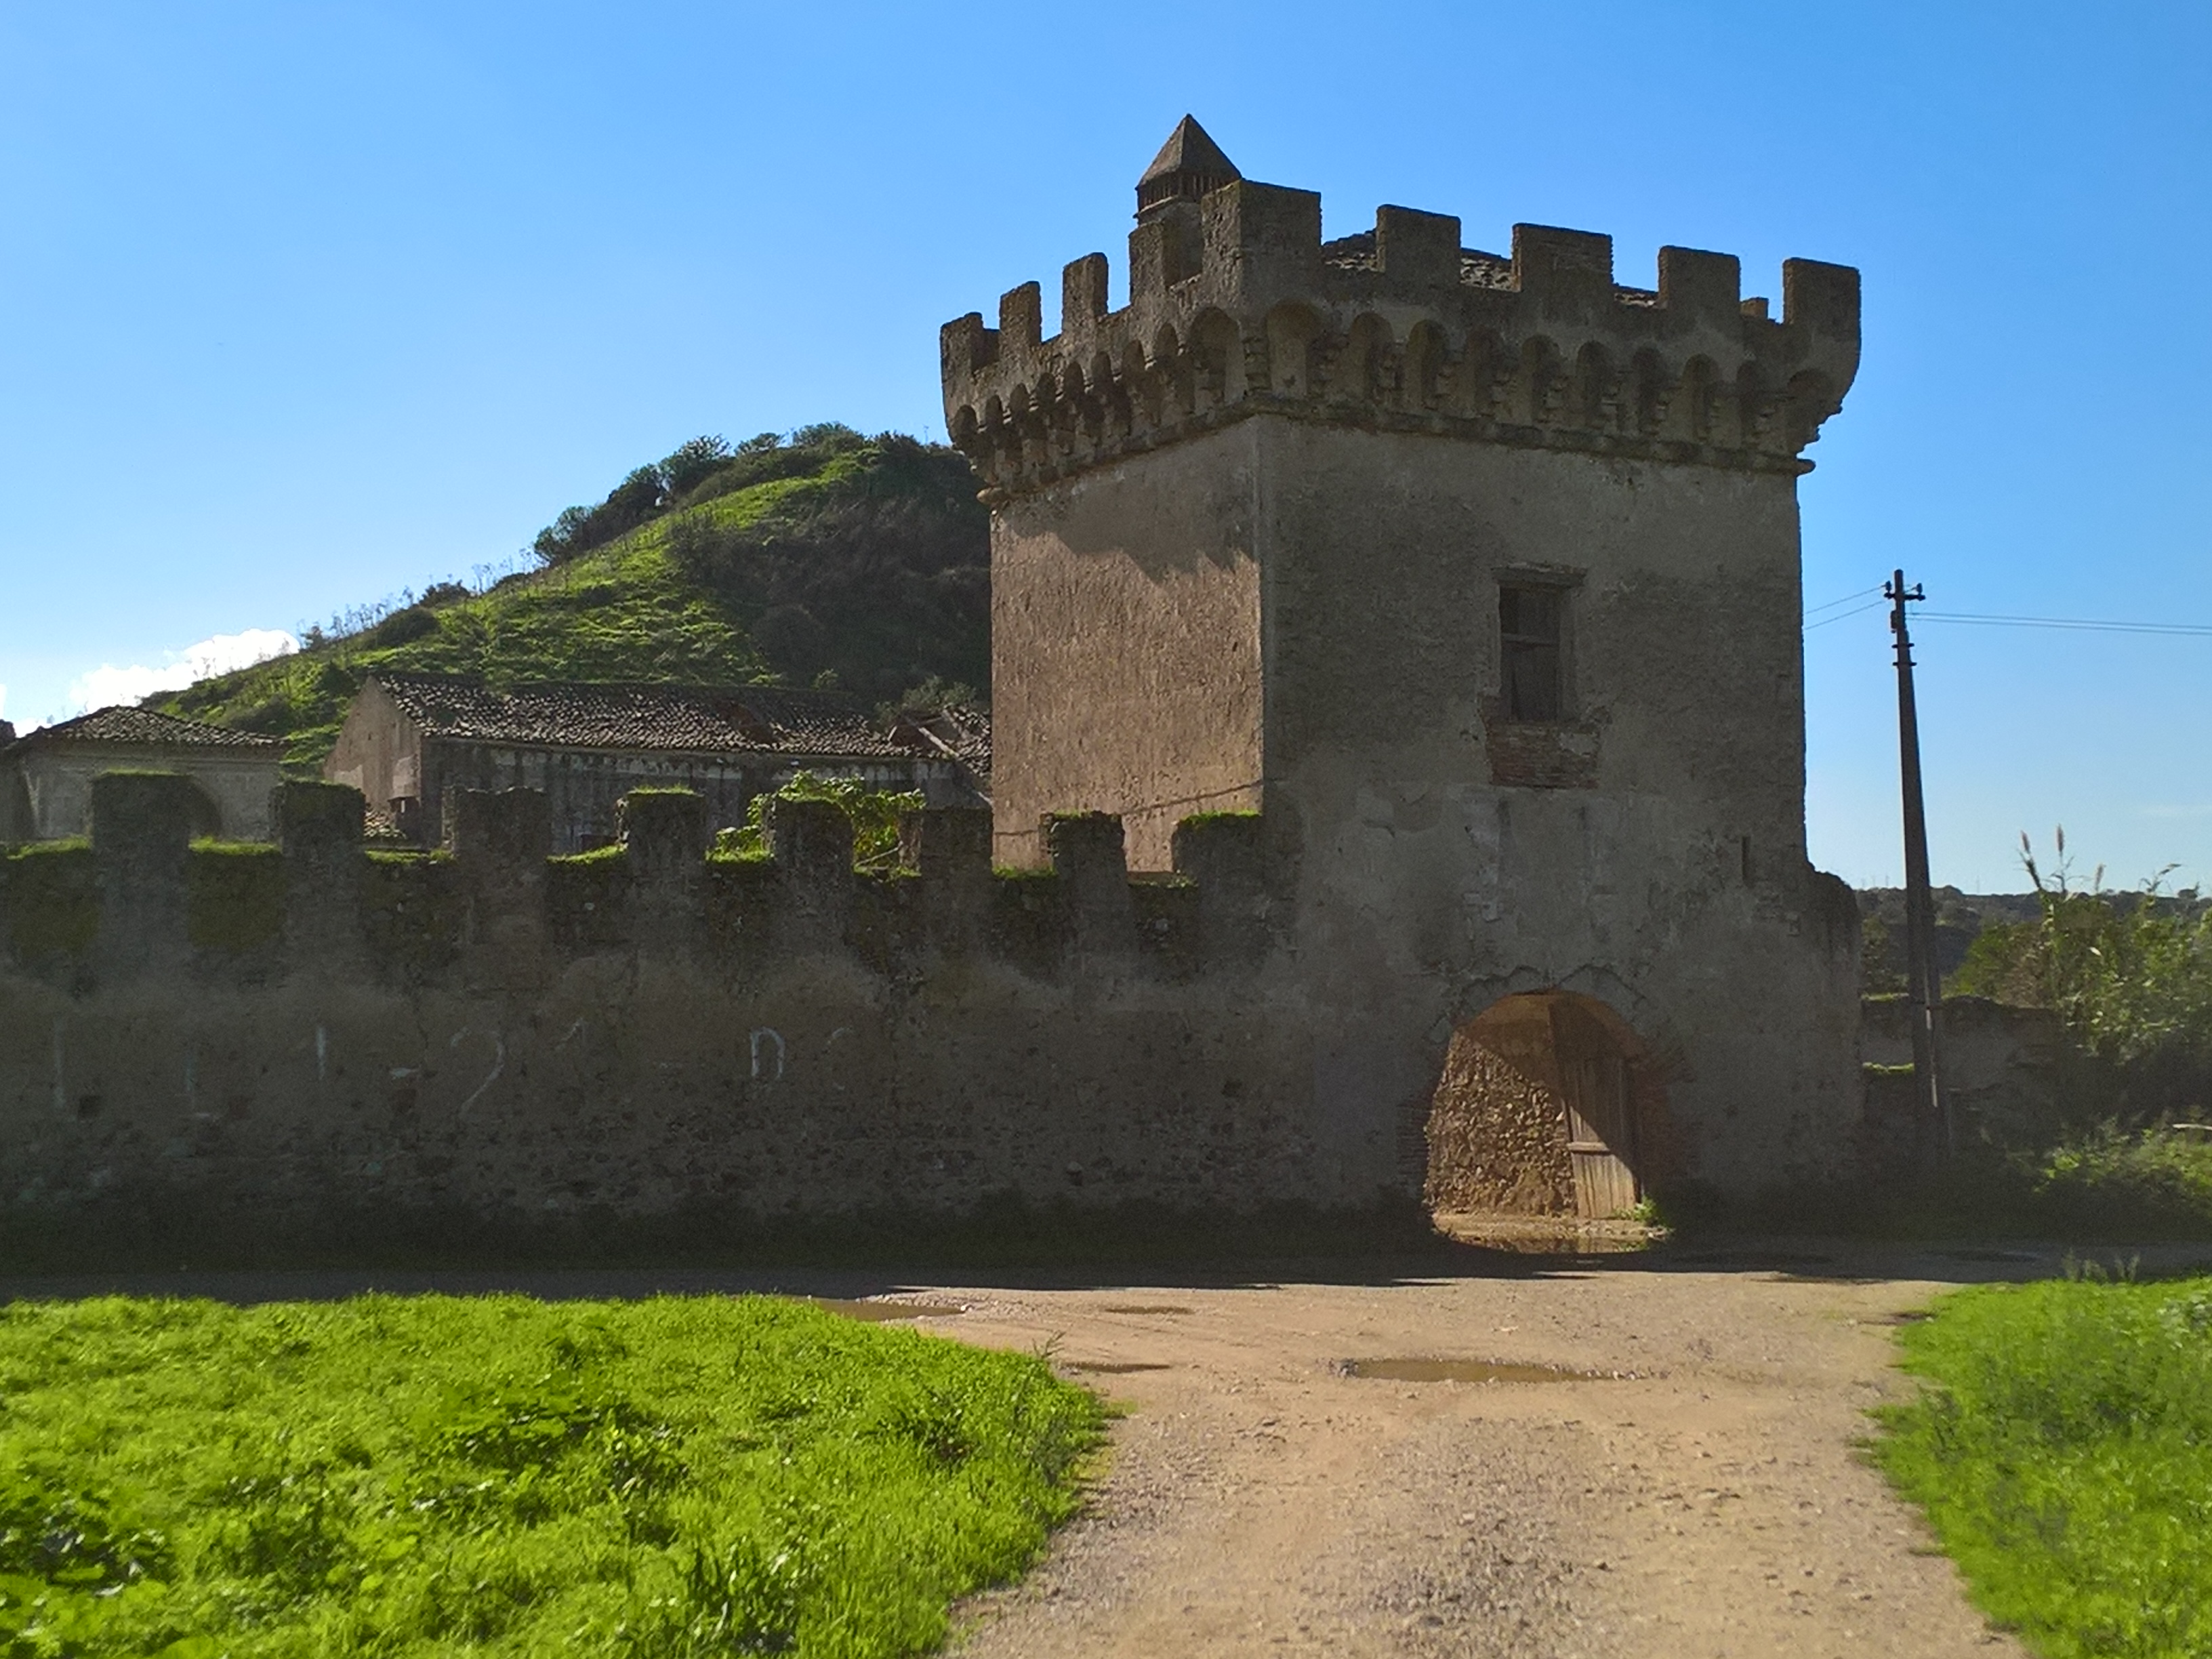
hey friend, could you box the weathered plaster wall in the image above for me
[0,768,1860,1232]
[1249,417,1861,1197]
[424,741,764,853]
[1858,993,2072,1167]
[991,424,1265,872]
[982,411,1863,1200]
[324,677,420,819]
[4,746,282,842]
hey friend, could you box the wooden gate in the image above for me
[1551,999,1639,1218]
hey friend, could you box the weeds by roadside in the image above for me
[1872,1272,2212,1658]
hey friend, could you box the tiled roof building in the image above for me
[0,707,284,842]
[326,672,985,852]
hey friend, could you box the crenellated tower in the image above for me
[943,116,1859,505]
[942,119,1868,1200]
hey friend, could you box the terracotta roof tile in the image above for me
[3,705,283,754]
[901,706,991,784]
[369,673,934,760]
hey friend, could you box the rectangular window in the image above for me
[1499,584,1565,722]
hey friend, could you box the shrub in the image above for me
[1951,830,2212,1123]
[361,607,439,649]
[534,430,873,565]
[663,438,987,703]
[715,772,924,872]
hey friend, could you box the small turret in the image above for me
[1135,115,1240,220]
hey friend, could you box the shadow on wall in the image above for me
[1424,991,1677,1221]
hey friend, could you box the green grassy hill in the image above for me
[155,428,989,770]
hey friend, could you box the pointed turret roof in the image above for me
[1136,115,1241,218]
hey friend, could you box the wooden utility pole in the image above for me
[1887,569,1951,1153]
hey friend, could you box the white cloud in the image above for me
[65,628,299,714]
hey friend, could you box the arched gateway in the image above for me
[1424,991,1668,1221]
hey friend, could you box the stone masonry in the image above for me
[941,118,1865,1200]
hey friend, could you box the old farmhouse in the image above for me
[325,672,980,852]
[0,706,284,843]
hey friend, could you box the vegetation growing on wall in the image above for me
[714,772,925,872]
[0,1294,1102,1659]
[149,429,989,772]
[1875,1271,2212,1658]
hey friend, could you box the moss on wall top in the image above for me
[2,840,97,960]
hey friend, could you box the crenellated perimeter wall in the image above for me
[0,774,1378,1235]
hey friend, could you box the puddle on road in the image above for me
[808,1298,964,1322]
[1098,1303,1196,1316]
[1335,1357,1622,1384]
[1065,1360,1173,1374]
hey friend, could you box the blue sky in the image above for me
[1,1,2206,891]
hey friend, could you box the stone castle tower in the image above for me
[943,118,1866,1200]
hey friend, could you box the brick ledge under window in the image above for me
[1483,714,1601,789]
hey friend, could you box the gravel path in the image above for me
[932,1244,2135,1658]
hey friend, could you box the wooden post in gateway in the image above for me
[1887,569,1952,1155]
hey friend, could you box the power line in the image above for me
[1804,584,1884,618]
[1803,600,2212,638]
[1918,611,2212,638]
[1805,598,1888,630]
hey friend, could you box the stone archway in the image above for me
[1423,991,1664,1221]
[180,779,223,840]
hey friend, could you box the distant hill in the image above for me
[153,427,989,770]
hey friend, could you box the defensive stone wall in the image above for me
[0,775,1357,1231]
[1858,993,2074,1170]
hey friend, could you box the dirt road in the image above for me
[13,1240,2194,1657]
[933,1242,2090,1658]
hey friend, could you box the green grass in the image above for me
[0,1295,1103,1658]
[1873,1273,2212,1656]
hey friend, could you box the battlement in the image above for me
[941,124,1860,497]
[0,780,1275,989]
